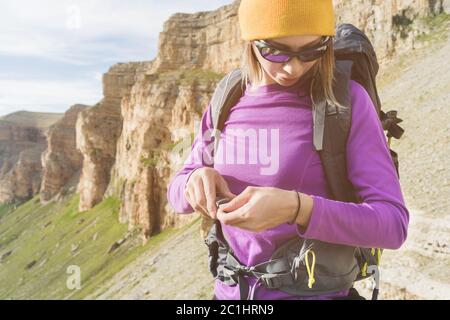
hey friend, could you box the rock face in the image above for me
[40,105,88,202]
[149,2,242,75]
[0,112,63,203]
[105,70,222,240]
[0,145,44,203]
[149,0,450,75]
[76,62,149,212]
[334,0,450,60]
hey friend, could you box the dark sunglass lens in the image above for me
[263,53,291,63]
[300,48,327,62]
[258,44,290,63]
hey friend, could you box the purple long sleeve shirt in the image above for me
[166,78,409,300]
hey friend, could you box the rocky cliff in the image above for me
[40,104,88,202]
[334,0,450,60]
[0,112,63,203]
[76,62,150,212]
[148,0,450,76]
[149,2,242,75]
[104,69,223,240]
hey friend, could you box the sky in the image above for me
[0,0,233,116]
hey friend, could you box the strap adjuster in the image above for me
[261,274,280,289]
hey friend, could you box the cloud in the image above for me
[0,0,233,115]
[0,78,102,116]
[0,0,233,64]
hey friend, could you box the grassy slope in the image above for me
[0,194,189,299]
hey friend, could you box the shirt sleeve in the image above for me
[166,103,214,214]
[297,81,409,250]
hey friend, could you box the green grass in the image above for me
[76,216,201,299]
[0,203,14,219]
[378,12,450,89]
[0,193,196,299]
[421,12,450,30]
[416,12,450,43]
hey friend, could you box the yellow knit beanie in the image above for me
[238,0,335,41]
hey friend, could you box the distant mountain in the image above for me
[0,110,64,130]
[0,107,83,204]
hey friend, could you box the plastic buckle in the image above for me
[326,104,338,116]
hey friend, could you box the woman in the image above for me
[167,0,409,300]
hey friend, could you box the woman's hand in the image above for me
[216,186,313,232]
[184,167,236,219]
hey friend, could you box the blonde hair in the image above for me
[240,39,345,109]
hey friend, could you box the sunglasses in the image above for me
[253,36,331,63]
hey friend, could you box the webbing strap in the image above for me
[312,97,326,151]
[222,251,294,300]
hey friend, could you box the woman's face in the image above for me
[252,35,322,87]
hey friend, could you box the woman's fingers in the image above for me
[219,186,254,212]
[202,176,217,219]
[192,179,209,216]
[184,167,238,220]
[217,187,256,225]
[185,187,195,209]
[217,201,251,225]
[216,175,236,199]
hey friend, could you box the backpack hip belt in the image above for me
[205,220,363,300]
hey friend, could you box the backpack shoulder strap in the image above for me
[210,68,244,157]
[312,60,381,295]
[312,60,360,203]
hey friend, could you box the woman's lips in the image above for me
[280,76,297,82]
[280,74,296,80]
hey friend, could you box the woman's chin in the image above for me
[277,76,298,86]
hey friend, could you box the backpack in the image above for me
[204,23,405,300]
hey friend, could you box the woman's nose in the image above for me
[282,56,304,75]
